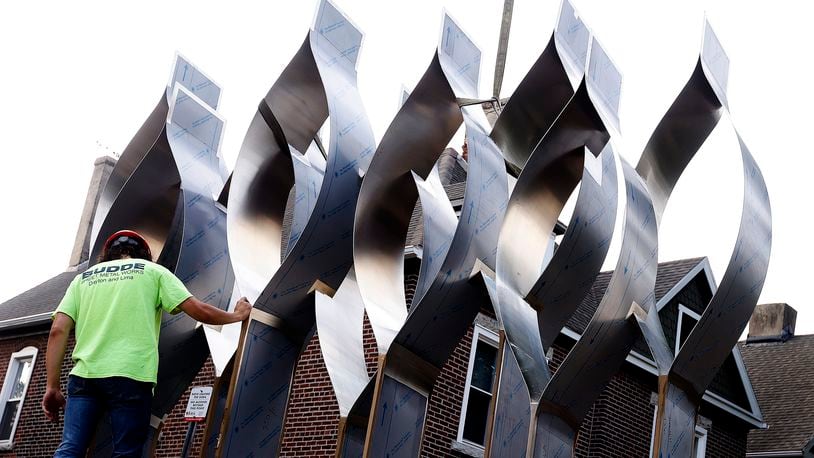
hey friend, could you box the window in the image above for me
[675,304,701,355]
[0,347,37,449]
[457,325,498,448]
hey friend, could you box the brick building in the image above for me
[0,152,767,456]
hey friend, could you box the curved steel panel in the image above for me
[87,56,232,457]
[314,269,369,417]
[488,35,622,456]
[220,1,376,456]
[635,21,772,457]
[347,13,513,457]
[535,158,658,452]
[490,0,589,172]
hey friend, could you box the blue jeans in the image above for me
[54,375,153,458]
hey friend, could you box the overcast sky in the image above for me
[1,0,810,333]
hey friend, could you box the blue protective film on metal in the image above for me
[531,146,617,351]
[168,85,224,153]
[168,53,222,110]
[202,373,231,458]
[655,383,696,458]
[222,1,376,455]
[533,413,576,458]
[288,146,324,257]
[341,421,367,458]
[541,158,657,423]
[585,38,622,134]
[554,0,590,86]
[493,78,617,409]
[312,0,362,70]
[395,107,509,367]
[438,14,480,96]
[490,339,531,458]
[700,19,729,109]
[490,0,588,172]
[251,1,375,328]
[85,55,232,456]
[367,376,427,458]
[412,169,457,305]
[221,321,300,456]
[634,22,771,454]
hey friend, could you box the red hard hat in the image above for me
[103,230,151,253]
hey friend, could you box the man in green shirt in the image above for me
[42,230,251,457]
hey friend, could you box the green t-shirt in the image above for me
[54,258,192,384]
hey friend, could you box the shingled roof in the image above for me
[740,334,814,455]
[0,264,85,330]
[565,257,706,335]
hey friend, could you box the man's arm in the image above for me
[178,296,252,325]
[42,312,74,421]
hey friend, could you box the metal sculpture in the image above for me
[217,0,376,455]
[490,0,589,174]
[85,54,232,455]
[332,13,509,457]
[485,26,632,455]
[635,21,772,457]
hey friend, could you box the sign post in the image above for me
[181,386,213,457]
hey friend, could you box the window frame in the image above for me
[694,424,708,457]
[457,324,499,449]
[0,346,38,450]
[675,303,702,356]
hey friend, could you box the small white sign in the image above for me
[184,386,213,422]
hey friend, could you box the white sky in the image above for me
[1,0,811,333]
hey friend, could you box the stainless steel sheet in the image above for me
[367,376,428,458]
[221,1,376,455]
[636,21,772,457]
[490,0,589,172]
[315,269,369,417]
[219,320,301,456]
[350,13,510,457]
[534,157,658,456]
[86,55,232,455]
[489,34,623,456]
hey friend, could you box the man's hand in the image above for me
[233,297,252,321]
[179,296,253,325]
[42,387,65,422]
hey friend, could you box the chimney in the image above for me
[69,156,117,267]
[747,303,797,343]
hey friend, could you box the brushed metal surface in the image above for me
[636,21,772,457]
[349,13,510,457]
[220,1,376,456]
[86,55,232,457]
[488,33,625,456]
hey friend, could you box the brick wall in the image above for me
[278,333,342,457]
[0,330,219,457]
[153,358,217,457]
[0,331,67,457]
[0,295,749,458]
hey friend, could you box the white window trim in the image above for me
[0,346,38,450]
[694,424,708,457]
[675,304,702,356]
[457,325,498,449]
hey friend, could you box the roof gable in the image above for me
[561,257,764,428]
